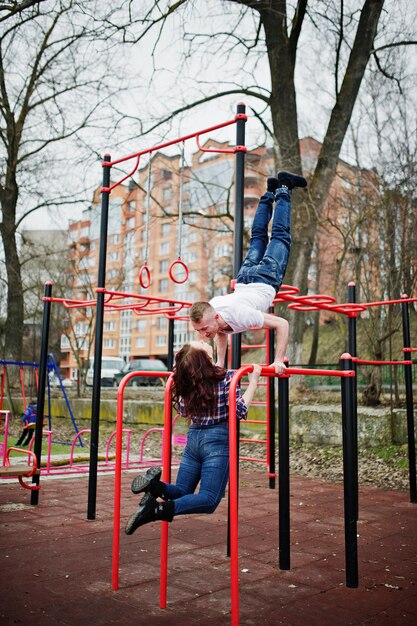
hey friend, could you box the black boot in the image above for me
[267,176,279,193]
[125,494,175,535]
[131,466,163,497]
[277,171,307,190]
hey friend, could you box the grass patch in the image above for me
[365,444,409,470]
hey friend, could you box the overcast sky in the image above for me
[22,0,417,231]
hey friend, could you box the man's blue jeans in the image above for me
[162,423,229,516]
[236,188,291,292]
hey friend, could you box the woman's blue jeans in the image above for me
[236,188,291,292]
[162,423,229,516]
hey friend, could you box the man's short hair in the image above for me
[189,301,213,322]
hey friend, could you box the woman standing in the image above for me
[125,340,261,534]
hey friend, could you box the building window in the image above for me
[161,223,171,236]
[162,187,172,201]
[136,337,146,348]
[159,260,169,273]
[158,278,169,292]
[159,241,170,256]
[136,319,147,332]
[156,335,167,346]
[126,216,135,230]
[104,321,116,331]
[157,317,168,330]
[103,339,116,348]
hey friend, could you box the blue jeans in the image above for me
[162,423,229,516]
[236,188,291,292]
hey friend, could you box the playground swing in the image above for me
[0,359,39,413]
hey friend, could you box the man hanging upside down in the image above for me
[189,171,307,373]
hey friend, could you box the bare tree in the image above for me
[0,0,122,361]
[94,0,417,362]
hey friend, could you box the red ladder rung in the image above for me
[240,438,267,444]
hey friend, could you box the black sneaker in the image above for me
[131,466,162,494]
[277,171,307,190]
[125,493,157,535]
[267,176,279,193]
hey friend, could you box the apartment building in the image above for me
[60,137,379,379]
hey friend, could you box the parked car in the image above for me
[48,373,74,388]
[85,356,125,387]
[113,358,168,387]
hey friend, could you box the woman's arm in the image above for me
[242,364,261,408]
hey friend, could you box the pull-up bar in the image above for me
[102,112,247,193]
[227,356,357,626]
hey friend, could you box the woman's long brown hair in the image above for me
[172,344,226,417]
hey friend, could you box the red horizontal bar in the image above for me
[239,457,267,464]
[105,115,243,168]
[240,438,267,444]
[261,365,355,378]
[352,357,413,366]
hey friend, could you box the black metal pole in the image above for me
[267,308,276,489]
[340,353,358,587]
[227,103,246,557]
[347,282,359,520]
[167,304,175,371]
[278,368,290,570]
[31,282,52,504]
[87,154,111,520]
[401,295,416,503]
[231,102,246,371]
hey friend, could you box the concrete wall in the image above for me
[5,397,414,446]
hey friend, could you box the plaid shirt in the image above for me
[179,370,248,426]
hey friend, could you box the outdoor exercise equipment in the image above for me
[31,104,246,519]
[110,360,358,624]
[168,142,189,285]
[138,159,152,289]
[224,359,357,626]
[239,319,276,488]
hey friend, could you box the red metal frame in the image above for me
[274,284,417,318]
[112,369,172,592]
[102,112,248,193]
[43,287,191,318]
[228,363,355,626]
[352,357,413,366]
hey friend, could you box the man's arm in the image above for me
[262,313,289,374]
[215,332,229,367]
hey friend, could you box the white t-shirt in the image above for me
[209,283,276,334]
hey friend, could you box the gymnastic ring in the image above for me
[168,258,189,284]
[139,264,151,289]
